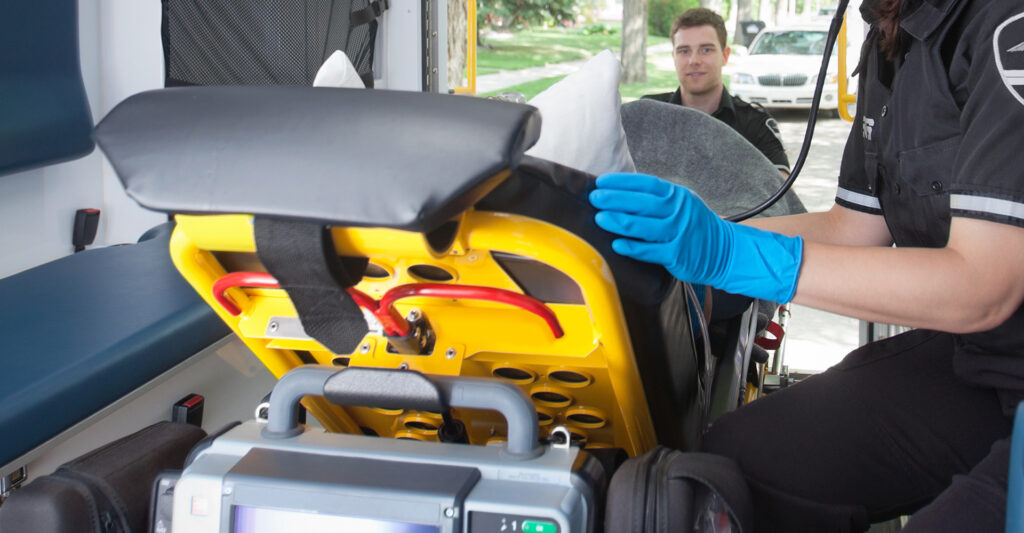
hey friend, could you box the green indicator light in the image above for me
[522,520,557,533]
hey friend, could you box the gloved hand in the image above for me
[589,173,803,303]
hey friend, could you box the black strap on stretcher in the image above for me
[254,218,368,355]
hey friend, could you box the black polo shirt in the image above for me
[643,87,790,172]
[836,0,1024,411]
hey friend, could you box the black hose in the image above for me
[726,0,852,222]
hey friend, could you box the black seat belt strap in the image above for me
[350,0,388,28]
[323,0,387,58]
[254,217,368,355]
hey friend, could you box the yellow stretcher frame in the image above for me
[169,209,659,456]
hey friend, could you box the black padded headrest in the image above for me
[94,86,542,232]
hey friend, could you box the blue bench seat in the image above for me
[0,224,228,467]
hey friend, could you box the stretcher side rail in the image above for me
[0,224,229,469]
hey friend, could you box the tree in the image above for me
[621,0,648,84]
[774,0,793,26]
[477,0,577,31]
[732,0,752,45]
[649,0,701,37]
[758,0,772,25]
[699,0,724,14]
[448,0,468,91]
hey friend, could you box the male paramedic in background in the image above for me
[592,0,1024,529]
[644,8,791,176]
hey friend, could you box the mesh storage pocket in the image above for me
[162,0,380,87]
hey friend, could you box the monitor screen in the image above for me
[233,505,440,533]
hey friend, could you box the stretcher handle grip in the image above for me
[213,274,561,339]
[212,272,411,336]
[213,272,280,315]
[263,366,541,458]
[380,284,564,338]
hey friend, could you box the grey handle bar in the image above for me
[262,365,540,458]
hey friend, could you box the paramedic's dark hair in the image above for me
[670,8,728,50]
[874,0,902,60]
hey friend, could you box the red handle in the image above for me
[211,272,410,336]
[212,273,564,339]
[212,272,281,316]
[755,320,785,351]
[380,284,564,338]
[348,286,411,337]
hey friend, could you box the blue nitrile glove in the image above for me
[589,173,803,303]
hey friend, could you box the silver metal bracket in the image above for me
[255,400,271,423]
[265,316,311,340]
[550,426,572,450]
[1,466,27,503]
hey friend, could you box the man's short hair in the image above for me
[670,8,728,49]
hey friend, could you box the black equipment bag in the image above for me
[161,0,386,88]
[605,446,753,533]
[0,421,206,533]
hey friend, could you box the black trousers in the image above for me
[702,329,1013,532]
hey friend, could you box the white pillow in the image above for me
[313,50,366,88]
[525,50,636,175]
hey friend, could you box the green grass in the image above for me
[620,62,680,101]
[481,56,683,101]
[480,63,680,101]
[477,26,670,72]
[475,26,735,102]
[622,73,732,101]
[480,75,564,100]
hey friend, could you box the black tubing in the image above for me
[726,0,852,222]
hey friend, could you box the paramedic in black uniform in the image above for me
[588,0,1024,530]
[644,8,791,176]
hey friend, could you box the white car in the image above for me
[728,24,856,116]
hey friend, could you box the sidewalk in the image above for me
[476,41,673,94]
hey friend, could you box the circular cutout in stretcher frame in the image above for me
[530,387,574,408]
[407,263,457,283]
[536,408,556,426]
[492,365,537,384]
[394,430,432,441]
[547,369,593,388]
[564,407,607,429]
[401,416,441,435]
[371,406,405,416]
[363,262,393,280]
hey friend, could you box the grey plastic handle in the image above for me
[262,365,540,458]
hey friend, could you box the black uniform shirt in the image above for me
[643,88,791,172]
[836,0,1024,411]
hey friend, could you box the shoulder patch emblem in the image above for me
[995,11,1024,106]
[765,117,783,142]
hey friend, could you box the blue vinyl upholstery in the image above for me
[0,0,94,176]
[0,225,228,466]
